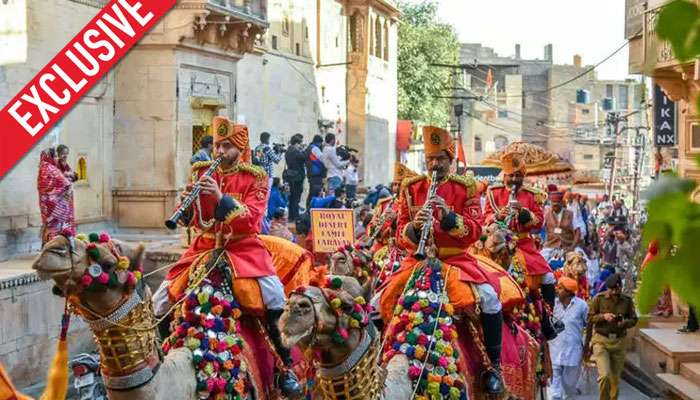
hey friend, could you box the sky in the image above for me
[432,0,632,81]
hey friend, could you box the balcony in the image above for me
[174,0,269,54]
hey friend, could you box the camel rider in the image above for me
[381,126,507,395]
[365,162,417,250]
[154,116,302,397]
[484,151,559,339]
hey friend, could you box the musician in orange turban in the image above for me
[381,126,508,395]
[159,116,302,396]
[484,150,560,340]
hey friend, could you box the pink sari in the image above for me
[37,150,76,242]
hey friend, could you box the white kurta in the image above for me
[549,296,589,366]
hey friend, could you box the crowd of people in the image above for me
[32,123,647,400]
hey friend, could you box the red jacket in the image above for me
[484,184,551,276]
[166,161,275,283]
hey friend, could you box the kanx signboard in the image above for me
[653,84,676,146]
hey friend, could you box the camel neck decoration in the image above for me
[162,257,250,399]
[382,258,468,400]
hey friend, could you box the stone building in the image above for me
[0,0,399,259]
[626,0,700,184]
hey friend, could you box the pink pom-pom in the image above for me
[438,356,448,368]
[175,325,186,337]
[98,232,110,243]
[206,378,215,392]
[97,272,109,284]
[337,327,349,340]
[126,271,136,286]
[217,341,228,352]
[203,319,215,329]
[216,378,226,393]
[411,303,421,312]
[408,365,422,379]
[80,274,93,287]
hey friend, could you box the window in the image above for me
[498,110,508,118]
[474,136,482,152]
[282,16,290,36]
[335,36,339,48]
[494,135,508,150]
[296,43,301,56]
[305,26,309,40]
[375,17,382,58]
[606,84,614,98]
[383,21,389,61]
[77,155,88,181]
[271,35,278,50]
[619,85,629,110]
[582,108,590,115]
[691,122,700,151]
[583,154,594,160]
[369,16,374,56]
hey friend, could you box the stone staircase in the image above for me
[637,320,700,400]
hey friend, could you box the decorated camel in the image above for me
[33,234,316,400]
[280,275,414,400]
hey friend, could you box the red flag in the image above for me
[0,0,178,179]
[485,68,493,89]
[457,133,467,167]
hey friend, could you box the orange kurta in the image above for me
[166,162,275,292]
[484,184,551,276]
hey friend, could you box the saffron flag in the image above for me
[0,0,178,178]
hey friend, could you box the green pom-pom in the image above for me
[200,303,212,314]
[196,380,207,391]
[480,235,488,242]
[87,247,101,260]
[350,312,362,321]
[88,232,100,243]
[108,272,119,287]
[406,331,417,345]
[193,354,203,363]
[330,277,343,289]
[331,331,346,344]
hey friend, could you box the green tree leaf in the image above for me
[656,0,700,62]
[397,0,459,126]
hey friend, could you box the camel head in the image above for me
[32,234,145,314]
[563,251,587,279]
[329,245,374,282]
[280,276,369,353]
[472,223,513,268]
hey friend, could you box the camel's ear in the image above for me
[130,243,145,269]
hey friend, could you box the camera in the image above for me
[273,143,286,153]
[336,145,358,161]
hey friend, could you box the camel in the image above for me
[279,276,413,400]
[32,236,269,400]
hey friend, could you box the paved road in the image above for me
[547,367,652,400]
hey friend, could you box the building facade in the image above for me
[626,0,700,184]
[0,0,399,259]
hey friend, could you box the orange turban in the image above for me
[422,126,455,159]
[212,116,251,163]
[393,162,417,185]
[500,151,526,175]
[558,276,578,294]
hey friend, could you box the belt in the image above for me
[437,247,465,258]
[199,232,249,242]
[595,331,625,340]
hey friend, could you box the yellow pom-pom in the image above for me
[350,319,360,328]
[116,256,130,270]
[355,296,366,305]
[330,298,342,309]
[76,233,88,242]
[134,271,142,280]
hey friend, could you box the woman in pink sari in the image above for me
[37,148,76,243]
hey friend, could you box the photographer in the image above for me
[284,134,306,220]
[586,273,638,400]
[253,131,284,187]
[344,154,360,200]
[321,133,349,192]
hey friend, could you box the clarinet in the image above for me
[414,171,439,260]
[504,184,518,226]
[365,199,393,249]
[165,157,224,230]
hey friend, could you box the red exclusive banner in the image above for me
[0,0,178,179]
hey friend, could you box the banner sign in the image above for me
[0,0,177,178]
[653,84,676,146]
[310,209,355,253]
